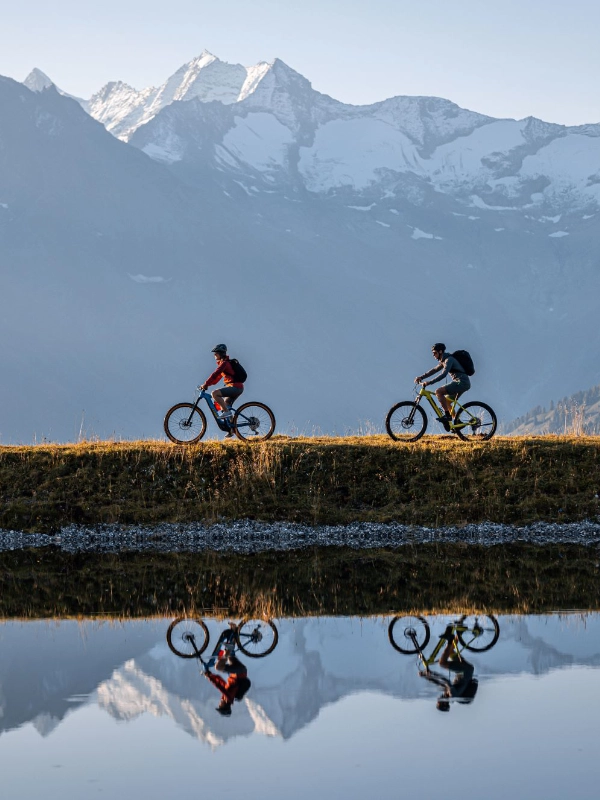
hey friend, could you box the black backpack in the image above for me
[235,676,251,702]
[452,350,475,376]
[229,358,247,383]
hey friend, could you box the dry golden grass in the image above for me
[1,435,599,531]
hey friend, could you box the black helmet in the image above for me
[432,343,446,353]
[211,344,227,354]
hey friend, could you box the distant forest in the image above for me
[504,385,600,435]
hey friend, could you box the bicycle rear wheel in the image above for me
[233,402,275,442]
[386,402,427,442]
[457,615,500,652]
[164,403,207,444]
[166,617,210,658]
[453,402,497,441]
[388,615,431,654]
[236,619,279,657]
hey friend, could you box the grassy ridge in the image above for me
[0,436,599,532]
[0,544,598,619]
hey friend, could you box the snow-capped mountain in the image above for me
[78,53,600,214]
[3,57,600,441]
[86,51,249,141]
[23,67,85,106]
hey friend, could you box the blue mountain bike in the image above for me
[166,617,279,660]
[164,388,276,444]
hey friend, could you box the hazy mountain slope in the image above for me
[0,78,308,442]
[505,384,600,435]
[4,60,600,442]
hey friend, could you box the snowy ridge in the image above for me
[23,53,600,211]
[86,51,248,140]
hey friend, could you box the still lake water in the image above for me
[0,613,598,799]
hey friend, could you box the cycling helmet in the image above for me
[432,342,446,353]
[211,344,227,354]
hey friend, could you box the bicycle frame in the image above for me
[412,623,471,670]
[189,389,234,432]
[414,386,478,431]
[184,626,238,669]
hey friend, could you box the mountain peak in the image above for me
[175,50,219,75]
[237,57,313,107]
[23,68,54,92]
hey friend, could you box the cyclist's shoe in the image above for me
[437,415,451,431]
[224,432,235,439]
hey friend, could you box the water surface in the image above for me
[0,614,598,799]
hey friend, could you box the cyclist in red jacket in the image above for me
[204,651,251,716]
[199,344,244,431]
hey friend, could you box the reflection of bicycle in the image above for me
[164,388,276,444]
[167,617,279,664]
[386,385,497,442]
[388,614,500,660]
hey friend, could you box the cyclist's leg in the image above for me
[216,653,247,675]
[211,388,224,412]
[435,385,457,417]
[213,386,243,414]
[438,379,470,418]
[221,386,243,411]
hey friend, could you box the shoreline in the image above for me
[2,518,600,553]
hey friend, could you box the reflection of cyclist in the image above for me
[420,626,478,712]
[199,344,244,436]
[204,650,251,717]
[415,343,470,429]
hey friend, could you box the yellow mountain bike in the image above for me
[386,384,497,442]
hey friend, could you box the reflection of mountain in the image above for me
[0,621,161,736]
[2,615,600,745]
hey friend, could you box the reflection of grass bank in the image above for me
[0,544,598,618]
[1,436,600,532]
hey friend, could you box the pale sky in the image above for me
[2,0,599,125]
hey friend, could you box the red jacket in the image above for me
[204,357,243,389]
[206,670,247,704]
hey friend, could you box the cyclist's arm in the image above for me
[203,365,225,388]
[417,364,442,383]
[205,671,239,703]
[425,359,454,386]
[421,670,451,689]
[205,671,227,691]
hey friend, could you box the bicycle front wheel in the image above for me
[233,402,276,442]
[453,402,497,441]
[164,403,207,444]
[457,615,500,652]
[236,619,279,657]
[386,402,427,442]
[166,617,210,658]
[388,615,431,654]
